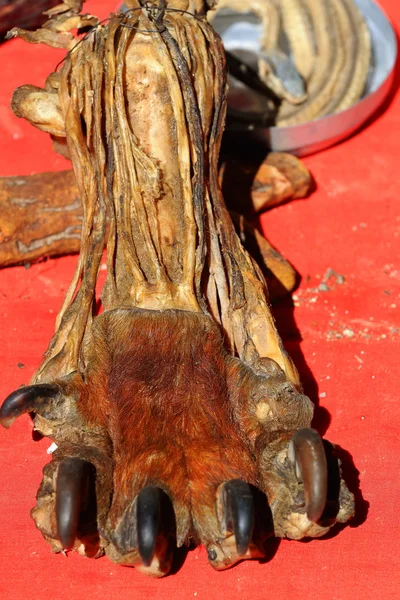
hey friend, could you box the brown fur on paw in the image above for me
[1,309,354,575]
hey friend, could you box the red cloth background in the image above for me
[0,1,399,598]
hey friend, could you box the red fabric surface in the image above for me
[0,1,399,598]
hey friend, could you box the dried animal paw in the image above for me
[1,0,354,577]
[1,310,353,575]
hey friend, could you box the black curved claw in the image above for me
[56,458,90,549]
[289,428,328,523]
[137,486,161,567]
[0,384,59,428]
[221,479,254,556]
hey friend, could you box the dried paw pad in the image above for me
[2,0,355,577]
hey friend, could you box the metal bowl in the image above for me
[213,0,398,156]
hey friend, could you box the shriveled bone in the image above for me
[1,0,354,576]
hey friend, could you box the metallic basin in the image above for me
[212,0,398,156]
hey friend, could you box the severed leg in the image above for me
[1,0,354,577]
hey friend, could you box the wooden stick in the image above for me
[220,152,312,214]
[0,170,81,266]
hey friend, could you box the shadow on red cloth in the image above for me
[220,137,369,545]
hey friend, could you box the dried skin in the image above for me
[220,152,312,213]
[211,0,371,125]
[2,0,354,576]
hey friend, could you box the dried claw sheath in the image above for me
[0,384,60,428]
[136,486,162,567]
[289,428,328,523]
[56,457,91,549]
[220,480,255,556]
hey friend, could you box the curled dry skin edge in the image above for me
[0,0,354,577]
